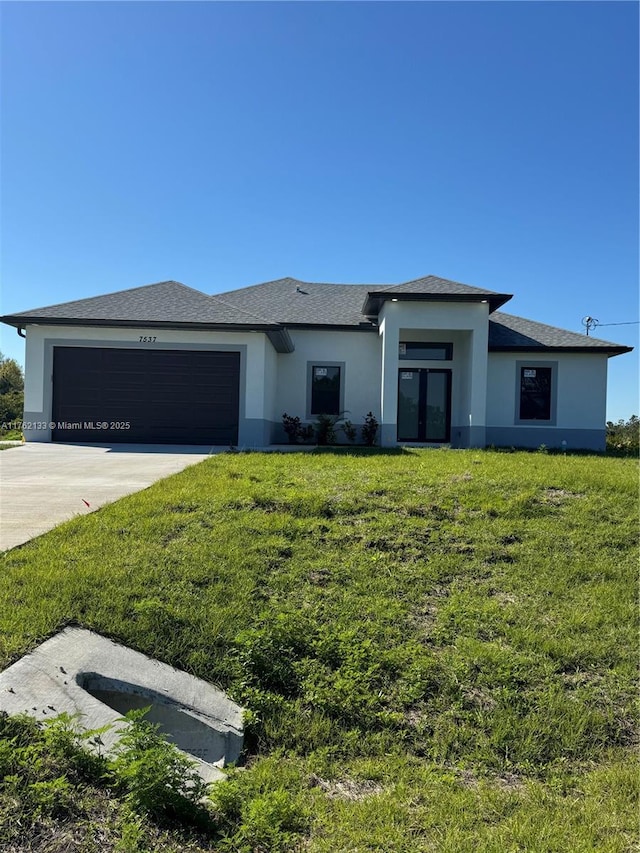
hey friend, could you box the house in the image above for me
[0,275,632,450]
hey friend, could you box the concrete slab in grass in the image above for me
[0,627,244,783]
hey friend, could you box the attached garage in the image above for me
[4,277,631,451]
[51,347,240,445]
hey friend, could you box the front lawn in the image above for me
[0,449,637,851]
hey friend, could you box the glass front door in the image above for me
[397,368,451,442]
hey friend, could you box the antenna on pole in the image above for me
[581,316,599,336]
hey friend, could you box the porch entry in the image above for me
[397,368,452,442]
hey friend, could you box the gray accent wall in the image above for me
[450,425,486,449]
[486,426,605,451]
[21,412,51,443]
[386,424,486,449]
[240,419,273,448]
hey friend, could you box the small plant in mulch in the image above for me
[314,412,349,446]
[341,419,357,443]
[361,412,379,446]
[282,414,313,445]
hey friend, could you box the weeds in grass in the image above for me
[0,450,637,851]
[110,708,210,823]
[0,710,218,852]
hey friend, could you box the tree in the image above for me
[606,415,639,456]
[0,353,24,425]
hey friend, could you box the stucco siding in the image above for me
[262,337,279,443]
[275,329,381,439]
[20,318,614,451]
[22,324,272,445]
[486,352,608,449]
[379,301,489,447]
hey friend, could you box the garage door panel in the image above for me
[52,347,240,444]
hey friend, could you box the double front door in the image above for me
[397,368,452,443]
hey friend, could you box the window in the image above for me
[310,365,341,415]
[519,366,552,420]
[399,342,453,361]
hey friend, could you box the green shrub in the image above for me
[342,419,357,442]
[282,413,313,445]
[361,411,379,446]
[0,354,24,431]
[314,411,349,445]
[606,415,639,456]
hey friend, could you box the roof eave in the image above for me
[266,328,295,353]
[489,345,633,356]
[0,316,281,333]
[279,321,378,331]
[362,292,513,316]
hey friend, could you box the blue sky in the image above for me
[1,1,637,420]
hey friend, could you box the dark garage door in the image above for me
[52,347,240,444]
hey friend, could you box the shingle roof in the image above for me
[1,277,632,355]
[216,277,382,326]
[489,312,631,353]
[362,274,512,313]
[388,274,505,297]
[1,280,276,328]
[219,275,511,322]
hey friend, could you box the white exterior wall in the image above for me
[22,324,273,445]
[396,328,472,444]
[20,316,612,451]
[263,336,279,431]
[486,351,609,449]
[378,301,490,447]
[275,329,382,437]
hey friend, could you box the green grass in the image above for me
[0,449,637,851]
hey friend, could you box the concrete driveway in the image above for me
[0,443,216,551]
